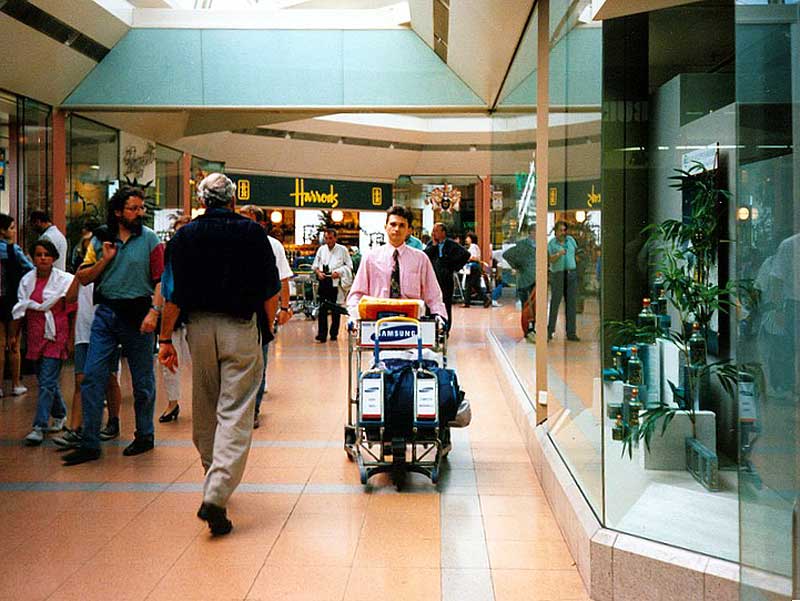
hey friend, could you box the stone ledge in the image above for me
[487,330,743,601]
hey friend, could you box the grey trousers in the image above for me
[186,313,263,508]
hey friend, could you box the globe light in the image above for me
[331,210,344,223]
[575,210,587,223]
[270,210,283,224]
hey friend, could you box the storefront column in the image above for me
[8,111,18,221]
[477,176,492,264]
[534,0,550,423]
[181,152,191,215]
[51,109,66,233]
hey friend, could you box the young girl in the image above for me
[12,239,78,445]
[0,213,34,397]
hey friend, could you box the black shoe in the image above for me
[62,446,101,466]
[123,433,154,456]
[567,335,581,342]
[197,502,233,536]
[99,417,120,441]
[483,297,492,308]
[253,414,261,429]
[547,332,553,341]
[315,336,326,343]
[330,336,337,342]
[158,404,180,423]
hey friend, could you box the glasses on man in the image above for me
[124,205,147,213]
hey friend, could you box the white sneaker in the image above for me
[24,427,44,446]
[491,300,500,307]
[12,385,28,396]
[48,417,66,433]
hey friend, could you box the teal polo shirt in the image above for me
[548,235,578,272]
[82,226,164,300]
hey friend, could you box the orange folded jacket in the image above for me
[357,296,425,320]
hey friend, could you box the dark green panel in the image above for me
[229,173,392,211]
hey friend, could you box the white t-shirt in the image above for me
[269,236,293,281]
[468,243,481,262]
[312,243,353,288]
[42,225,68,272]
[75,283,96,345]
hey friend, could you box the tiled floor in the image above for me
[0,305,589,601]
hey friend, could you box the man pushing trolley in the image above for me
[345,206,470,489]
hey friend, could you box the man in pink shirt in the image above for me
[347,206,446,321]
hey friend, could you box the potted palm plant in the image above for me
[606,163,741,490]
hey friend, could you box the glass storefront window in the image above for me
[0,92,15,216]
[18,97,51,248]
[67,115,118,267]
[155,145,182,210]
[737,1,800,598]
[602,1,738,561]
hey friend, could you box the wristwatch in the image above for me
[158,338,173,344]
[280,306,290,312]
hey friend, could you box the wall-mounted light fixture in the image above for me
[575,210,587,223]
[331,209,344,223]
[270,210,283,224]
[736,207,750,221]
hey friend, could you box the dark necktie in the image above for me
[390,249,401,298]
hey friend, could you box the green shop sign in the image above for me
[229,173,392,211]
[547,179,602,211]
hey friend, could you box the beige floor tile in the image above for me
[479,495,553,516]
[343,567,441,601]
[367,493,440,515]
[246,565,350,601]
[482,514,565,541]
[293,493,369,515]
[492,568,589,600]
[284,511,364,539]
[49,558,169,601]
[353,534,440,567]
[487,539,576,570]
[361,509,440,539]
[146,559,262,601]
[0,559,84,601]
[265,533,359,567]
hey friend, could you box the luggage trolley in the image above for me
[290,265,319,320]
[344,315,449,489]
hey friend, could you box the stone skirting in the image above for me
[487,332,741,601]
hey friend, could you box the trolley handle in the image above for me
[373,316,422,365]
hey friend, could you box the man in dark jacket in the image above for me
[424,222,471,332]
[158,173,280,536]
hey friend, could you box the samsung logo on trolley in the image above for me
[372,325,418,342]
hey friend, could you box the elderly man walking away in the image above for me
[62,186,164,466]
[159,174,280,536]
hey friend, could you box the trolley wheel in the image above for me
[360,467,368,485]
[344,425,356,446]
[431,466,439,484]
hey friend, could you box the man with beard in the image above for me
[62,186,164,465]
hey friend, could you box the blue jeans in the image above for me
[255,342,270,415]
[32,357,66,428]
[81,304,156,450]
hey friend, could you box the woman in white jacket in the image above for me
[12,239,78,445]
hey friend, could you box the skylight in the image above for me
[94,0,411,29]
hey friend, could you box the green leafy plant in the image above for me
[605,163,743,458]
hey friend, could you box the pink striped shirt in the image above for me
[347,243,446,318]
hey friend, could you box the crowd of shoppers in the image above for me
[6,170,585,536]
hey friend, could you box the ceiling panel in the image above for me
[0,14,97,106]
[446,0,535,105]
[28,0,129,48]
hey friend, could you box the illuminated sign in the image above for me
[228,173,391,211]
[291,178,339,208]
[547,180,602,211]
[237,179,250,201]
